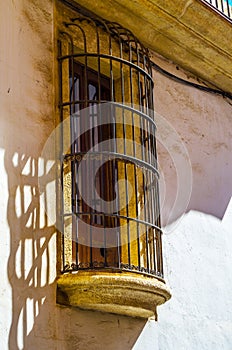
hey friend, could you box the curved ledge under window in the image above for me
[57,270,171,318]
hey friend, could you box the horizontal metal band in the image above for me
[62,212,162,232]
[58,52,154,84]
[63,151,159,177]
[59,101,157,130]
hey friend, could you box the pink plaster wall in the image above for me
[152,55,232,226]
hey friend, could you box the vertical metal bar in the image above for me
[150,174,157,273]
[124,161,130,266]
[145,171,150,273]
[117,35,131,268]
[89,168,93,268]
[143,55,149,119]
[117,227,121,268]
[156,182,163,275]
[70,44,77,264]
[75,214,79,267]
[127,34,142,271]
[105,23,121,267]
[226,0,231,17]
[58,40,65,271]
[147,120,152,167]
[80,34,88,269]
[142,170,148,271]
[133,163,141,271]
[119,39,131,268]
[103,214,107,266]
[89,84,96,267]
[94,25,106,264]
[78,153,84,267]
[155,177,163,276]
[159,229,164,277]
[145,121,152,273]
[148,57,161,275]
[100,21,114,102]
[220,0,224,13]
[71,157,77,264]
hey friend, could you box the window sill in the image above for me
[56,270,171,318]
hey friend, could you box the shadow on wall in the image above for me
[4,149,147,350]
[5,150,57,350]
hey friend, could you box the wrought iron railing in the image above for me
[203,0,232,19]
[58,10,164,279]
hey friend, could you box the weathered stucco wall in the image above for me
[152,53,232,225]
[132,208,232,350]
[0,0,57,349]
[0,1,232,349]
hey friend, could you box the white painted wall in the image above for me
[0,1,232,349]
[132,208,232,350]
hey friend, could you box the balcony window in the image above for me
[57,5,170,318]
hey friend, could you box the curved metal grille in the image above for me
[58,9,164,278]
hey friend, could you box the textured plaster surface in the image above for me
[152,54,232,225]
[132,209,232,350]
[155,210,232,350]
[0,0,232,349]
